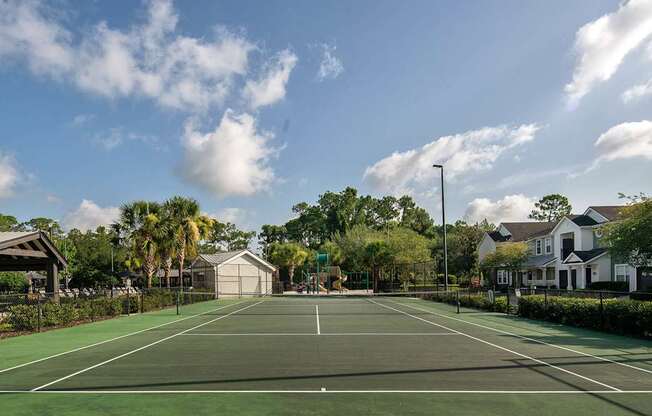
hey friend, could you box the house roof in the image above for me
[0,231,68,270]
[488,231,511,242]
[194,249,276,272]
[569,215,599,227]
[562,248,608,264]
[523,254,557,268]
[588,206,622,221]
[499,222,555,241]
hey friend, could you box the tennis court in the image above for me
[2,294,652,414]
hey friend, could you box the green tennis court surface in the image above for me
[2,295,652,415]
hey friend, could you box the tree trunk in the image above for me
[288,265,295,288]
[164,257,172,288]
[178,241,185,290]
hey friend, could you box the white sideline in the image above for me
[179,332,459,336]
[3,389,652,394]
[392,299,652,375]
[31,301,264,392]
[0,300,245,374]
[367,299,621,392]
[315,305,321,335]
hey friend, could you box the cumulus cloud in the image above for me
[464,194,537,224]
[0,0,255,112]
[565,0,652,108]
[0,152,20,199]
[181,110,279,197]
[243,49,298,109]
[62,199,120,231]
[586,120,652,173]
[363,124,540,196]
[317,44,343,81]
[622,78,652,102]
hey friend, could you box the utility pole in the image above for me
[433,164,449,291]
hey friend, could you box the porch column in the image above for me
[578,264,585,289]
[46,261,59,299]
[566,267,572,291]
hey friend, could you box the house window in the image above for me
[614,264,630,282]
[545,238,552,254]
[497,270,510,285]
[536,239,542,255]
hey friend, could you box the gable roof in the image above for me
[562,248,608,264]
[487,231,511,242]
[0,231,68,269]
[194,249,276,272]
[500,222,555,241]
[569,215,598,227]
[587,206,622,221]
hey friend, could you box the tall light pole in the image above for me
[433,164,448,291]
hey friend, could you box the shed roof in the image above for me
[194,250,276,272]
[0,231,68,271]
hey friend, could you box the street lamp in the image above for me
[433,164,449,291]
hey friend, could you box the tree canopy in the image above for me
[604,194,652,269]
[528,194,572,222]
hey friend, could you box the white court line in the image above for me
[31,301,264,392]
[393,299,652,376]
[179,332,459,336]
[2,390,652,394]
[367,299,621,392]
[0,300,245,375]
[315,305,321,335]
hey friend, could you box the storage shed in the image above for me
[190,250,275,297]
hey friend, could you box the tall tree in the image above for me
[528,194,572,222]
[21,217,64,239]
[604,194,652,269]
[164,196,212,288]
[114,201,163,288]
[207,221,256,251]
[0,214,19,231]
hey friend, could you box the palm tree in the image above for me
[114,201,162,288]
[164,196,213,289]
[268,242,309,287]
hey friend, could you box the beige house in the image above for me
[190,250,275,297]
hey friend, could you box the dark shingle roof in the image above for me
[589,206,622,221]
[488,231,511,242]
[501,222,555,241]
[570,215,598,227]
[563,248,608,264]
[523,254,557,268]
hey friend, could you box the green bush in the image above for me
[424,291,508,313]
[588,281,629,292]
[518,295,652,338]
[6,304,39,331]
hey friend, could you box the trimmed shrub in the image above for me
[518,295,652,338]
[425,291,508,313]
[588,281,629,292]
[6,304,39,331]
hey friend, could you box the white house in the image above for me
[190,250,276,297]
[478,206,646,291]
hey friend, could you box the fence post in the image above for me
[456,290,460,314]
[176,290,180,316]
[126,287,131,316]
[599,291,604,329]
[37,293,42,333]
[140,292,144,314]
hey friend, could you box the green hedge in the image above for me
[6,297,122,331]
[518,295,652,338]
[588,281,629,292]
[425,291,508,313]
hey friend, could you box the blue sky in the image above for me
[1,0,651,233]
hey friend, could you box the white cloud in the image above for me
[243,49,298,109]
[317,44,343,81]
[0,152,20,199]
[363,124,540,196]
[464,194,537,224]
[71,113,95,126]
[622,78,652,102]
[565,0,652,108]
[46,194,62,204]
[181,110,279,197]
[0,0,255,112]
[62,199,120,231]
[92,128,162,151]
[587,120,652,172]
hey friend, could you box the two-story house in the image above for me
[478,205,641,291]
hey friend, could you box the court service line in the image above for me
[392,299,652,376]
[367,299,621,392]
[30,301,265,392]
[179,332,459,336]
[315,305,321,335]
[3,389,652,394]
[0,300,246,375]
